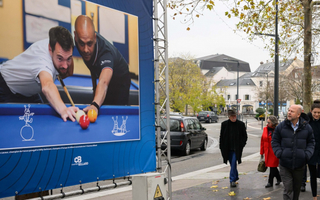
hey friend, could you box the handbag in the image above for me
[257,160,267,172]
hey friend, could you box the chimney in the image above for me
[260,61,264,65]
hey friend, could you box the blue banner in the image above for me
[0,0,155,198]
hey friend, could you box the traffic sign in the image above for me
[154,184,164,199]
[237,99,241,103]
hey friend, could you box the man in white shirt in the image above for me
[0,26,79,122]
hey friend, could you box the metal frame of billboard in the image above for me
[154,0,172,199]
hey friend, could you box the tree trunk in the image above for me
[302,0,312,112]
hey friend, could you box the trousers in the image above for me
[280,165,305,200]
[228,150,238,182]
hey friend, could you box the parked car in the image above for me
[197,111,219,123]
[158,116,208,156]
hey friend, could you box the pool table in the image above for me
[0,103,139,150]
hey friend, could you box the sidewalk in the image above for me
[171,152,316,200]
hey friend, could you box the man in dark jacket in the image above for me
[219,109,247,187]
[272,104,315,200]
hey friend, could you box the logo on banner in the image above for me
[19,104,35,141]
[111,116,130,136]
[72,156,89,166]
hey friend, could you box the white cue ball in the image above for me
[76,110,86,123]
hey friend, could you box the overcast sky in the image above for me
[167,1,286,72]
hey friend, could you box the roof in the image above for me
[216,77,256,87]
[254,59,296,73]
[203,66,224,77]
[195,54,251,73]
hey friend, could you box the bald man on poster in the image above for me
[74,15,131,114]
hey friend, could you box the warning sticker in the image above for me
[154,184,164,199]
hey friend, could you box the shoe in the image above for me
[265,183,272,188]
[275,181,281,185]
[301,185,306,192]
[230,182,236,187]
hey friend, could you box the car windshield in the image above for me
[159,119,181,131]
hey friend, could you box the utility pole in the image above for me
[223,58,240,119]
[274,0,279,117]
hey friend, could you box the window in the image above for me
[245,95,250,100]
[192,119,201,130]
[235,94,238,100]
[227,95,230,100]
[185,119,194,131]
[260,81,263,87]
[160,119,180,131]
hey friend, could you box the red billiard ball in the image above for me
[79,115,90,129]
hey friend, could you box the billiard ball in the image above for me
[87,109,97,123]
[76,110,86,123]
[79,115,90,129]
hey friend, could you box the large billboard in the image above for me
[0,0,155,198]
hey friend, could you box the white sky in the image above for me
[167,1,280,72]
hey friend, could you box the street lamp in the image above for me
[223,58,240,119]
[254,0,279,117]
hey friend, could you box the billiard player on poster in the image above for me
[74,15,131,115]
[0,26,79,122]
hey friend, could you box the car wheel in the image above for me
[208,118,212,123]
[201,139,207,151]
[184,141,191,156]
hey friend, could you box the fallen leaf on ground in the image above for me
[212,189,218,192]
[263,197,271,200]
[222,187,228,189]
[212,180,219,184]
[210,185,218,188]
[306,180,310,183]
[228,191,236,196]
[263,175,268,177]
[243,198,252,200]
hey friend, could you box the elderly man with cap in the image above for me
[219,109,248,187]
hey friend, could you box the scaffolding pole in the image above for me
[154,0,171,199]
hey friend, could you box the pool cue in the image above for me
[57,75,75,107]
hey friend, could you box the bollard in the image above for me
[245,119,247,130]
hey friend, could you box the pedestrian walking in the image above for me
[272,104,315,200]
[260,115,282,188]
[219,109,248,187]
[302,101,320,200]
